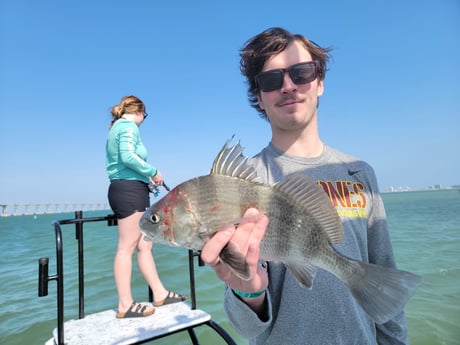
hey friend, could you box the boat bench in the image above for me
[38,211,236,345]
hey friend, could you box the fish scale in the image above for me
[140,138,421,324]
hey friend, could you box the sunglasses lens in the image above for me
[256,62,318,92]
[289,62,317,84]
[256,70,284,92]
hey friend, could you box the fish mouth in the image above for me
[140,230,154,242]
[169,239,180,247]
[139,218,148,231]
[139,216,154,240]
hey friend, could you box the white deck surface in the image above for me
[45,302,211,345]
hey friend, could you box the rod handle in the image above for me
[38,257,49,297]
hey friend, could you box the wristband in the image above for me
[232,289,266,298]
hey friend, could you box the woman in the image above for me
[106,95,186,318]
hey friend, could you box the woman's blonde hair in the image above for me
[109,95,146,127]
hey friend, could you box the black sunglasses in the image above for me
[255,61,319,92]
[143,112,149,119]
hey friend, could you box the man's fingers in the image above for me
[200,224,235,265]
[250,212,269,243]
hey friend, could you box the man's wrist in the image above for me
[232,289,266,299]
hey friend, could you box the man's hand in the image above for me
[201,208,270,294]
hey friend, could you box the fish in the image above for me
[140,137,422,324]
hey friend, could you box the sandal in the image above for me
[116,301,155,318]
[154,291,187,307]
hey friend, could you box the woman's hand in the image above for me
[150,171,163,186]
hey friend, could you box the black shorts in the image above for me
[108,180,150,219]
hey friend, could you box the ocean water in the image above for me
[0,189,459,345]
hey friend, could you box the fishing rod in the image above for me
[162,182,171,192]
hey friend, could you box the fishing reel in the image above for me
[148,181,171,197]
[148,183,161,197]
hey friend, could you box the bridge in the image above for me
[0,203,110,217]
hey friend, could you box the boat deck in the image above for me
[45,302,211,345]
[40,213,236,345]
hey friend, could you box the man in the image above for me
[201,27,410,344]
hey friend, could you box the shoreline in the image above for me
[384,186,460,193]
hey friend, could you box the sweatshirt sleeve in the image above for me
[366,170,410,345]
[118,124,157,178]
[224,286,273,340]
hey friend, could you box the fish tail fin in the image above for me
[344,261,422,324]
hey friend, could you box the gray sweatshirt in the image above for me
[224,143,409,345]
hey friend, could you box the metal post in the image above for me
[75,211,85,319]
[188,250,197,310]
[53,221,65,345]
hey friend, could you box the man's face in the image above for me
[257,40,324,133]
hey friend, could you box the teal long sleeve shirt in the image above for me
[106,119,157,183]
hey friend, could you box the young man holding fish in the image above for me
[199,28,417,344]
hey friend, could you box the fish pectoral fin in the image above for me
[286,262,317,289]
[219,241,251,280]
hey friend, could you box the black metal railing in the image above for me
[38,211,236,345]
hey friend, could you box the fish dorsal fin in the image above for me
[274,173,343,243]
[210,136,259,182]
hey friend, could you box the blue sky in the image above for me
[1,0,459,204]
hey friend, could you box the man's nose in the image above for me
[280,72,297,91]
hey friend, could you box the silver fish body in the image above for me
[140,138,421,324]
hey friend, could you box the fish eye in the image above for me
[149,214,160,224]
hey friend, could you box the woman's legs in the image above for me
[114,211,155,313]
[115,211,183,312]
[136,213,185,304]
[135,212,170,302]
